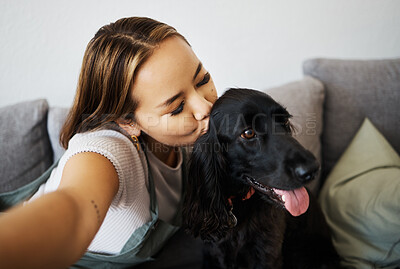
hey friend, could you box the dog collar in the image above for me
[227,187,255,207]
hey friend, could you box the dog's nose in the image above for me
[293,163,319,183]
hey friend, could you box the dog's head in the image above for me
[183,88,319,240]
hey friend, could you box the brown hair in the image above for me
[60,17,188,148]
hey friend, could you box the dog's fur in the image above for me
[183,88,341,269]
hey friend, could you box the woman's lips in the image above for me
[184,119,209,137]
[184,126,207,137]
[183,127,197,136]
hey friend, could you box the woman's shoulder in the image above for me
[60,129,149,206]
[65,129,144,176]
[69,129,132,149]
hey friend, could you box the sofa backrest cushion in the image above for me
[0,99,53,193]
[47,107,68,162]
[303,58,400,179]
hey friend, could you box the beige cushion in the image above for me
[319,118,400,268]
[264,76,325,194]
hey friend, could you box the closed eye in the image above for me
[196,72,210,87]
[170,100,185,116]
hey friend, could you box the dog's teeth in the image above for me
[282,195,286,202]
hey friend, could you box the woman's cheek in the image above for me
[161,116,192,136]
[211,92,218,104]
[182,113,197,133]
[208,79,218,103]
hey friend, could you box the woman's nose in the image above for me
[193,111,209,121]
[192,95,212,121]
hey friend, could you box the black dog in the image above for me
[183,88,341,269]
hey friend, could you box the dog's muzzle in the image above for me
[243,175,310,216]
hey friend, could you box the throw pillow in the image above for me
[319,118,400,268]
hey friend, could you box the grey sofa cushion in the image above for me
[0,99,53,193]
[264,77,325,194]
[303,58,400,179]
[48,107,68,162]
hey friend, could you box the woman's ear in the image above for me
[115,118,141,137]
[183,124,231,241]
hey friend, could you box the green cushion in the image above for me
[319,118,400,269]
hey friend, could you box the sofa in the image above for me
[1,58,399,268]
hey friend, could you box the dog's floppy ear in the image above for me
[183,124,231,241]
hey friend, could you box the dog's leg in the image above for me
[202,241,234,269]
[254,208,286,269]
[202,245,221,269]
[282,191,341,268]
[233,203,287,269]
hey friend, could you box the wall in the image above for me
[1,0,399,107]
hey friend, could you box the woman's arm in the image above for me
[0,152,119,269]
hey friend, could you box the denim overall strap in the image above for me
[72,147,188,269]
[0,160,60,211]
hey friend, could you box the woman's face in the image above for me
[131,36,218,147]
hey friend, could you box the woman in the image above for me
[0,17,218,268]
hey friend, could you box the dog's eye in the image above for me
[241,128,256,139]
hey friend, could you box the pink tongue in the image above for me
[273,187,309,217]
